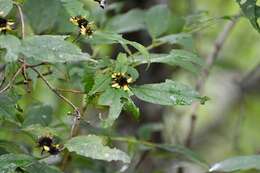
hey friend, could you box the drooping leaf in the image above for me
[236,0,260,33]
[144,5,171,38]
[23,103,53,127]
[65,135,131,163]
[132,50,204,74]
[209,155,260,172]
[132,80,202,106]
[0,35,21,62]
[0,0,13,17]
[0,140,23,154]
[105,9,146,33]
[98,88,127,127]
[23,0,61,34]
[123,98,140,120]
[21,35,92,63]
[0,154,34,173]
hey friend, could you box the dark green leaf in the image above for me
[23,0,61,34]
[123,98,140,120]
[209,155,260,172]
[22,124,58,138]
[132,80,202,106]
[0,35,21,62]
[236,0,260,33]
[21,35,92,63]
[105,9,145,33]
[145,5,171,38]
[65,135,131,163]
[0,140,23,154]
[0,0,13,17]
[23,103,53,127]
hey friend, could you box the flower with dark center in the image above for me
[0,17,14,34]
[37,136,62,155]
[111,72,133,91]
[70,16,95,36]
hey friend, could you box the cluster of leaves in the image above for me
[0,0,259,172]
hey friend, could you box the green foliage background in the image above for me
[0,0,260,173]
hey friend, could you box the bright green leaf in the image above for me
[0,0,13,17]
[123,99,140,120]
[21,35,92,63]
[145,5,171,38]
[0,35,21,62]
[209,155,260,172]
[65,135,131,163]
[115,53,128,73]
[132,80,202,106]
[105,9,145,33]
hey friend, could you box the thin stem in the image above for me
[56,88,85,94]
[14,3,25,39]
[0,65,23,94]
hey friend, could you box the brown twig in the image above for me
[14,3,25,39]
[177,14,240,173]
[0,65,24,94]
[56,88,85,94]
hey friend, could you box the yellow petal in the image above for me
[43,146,50,151]
[127,77,133,83]
[123,85,129,91]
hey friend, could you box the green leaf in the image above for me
[0,94,18,123]
[0,35,21,62]
[89,73,111,95]
[21,35,92,63]
[0,154,34,173]
[132,80,202,106]
[98,88,127,127]
[23,0,61,34]
[137,123,163,140]
[0,0,13,17]
[111,137,209,168]
[65,135,131,163]
[60,0,89,16]
[209,155,260,172]
[157,33,194,50]
[0,140,23,154]
[236,0,260,33]
[23,103,53,127]
[123,98,140,120]
[132,50,204,74]
[105,9,146,33]
[24,163,63,173]
[22,124,58,138]
[145,5,171,38]
[114,53,128,73]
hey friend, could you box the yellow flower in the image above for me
[111,72,133,91]
[0,17,14,34]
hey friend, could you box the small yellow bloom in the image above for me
[111,72,133,91]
